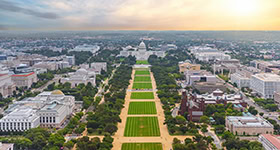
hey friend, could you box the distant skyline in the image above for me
[1,0,280,31]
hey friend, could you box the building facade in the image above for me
[178,61,201,73]
[0,90,75,131]
[90,62,107,74]
[0,107,40,132]
[189,46,231,62]
[11,72,37,88]
[230,73,250,88]
[119,41,165,60]
[250,73,280,99]
[226,116,274,135]
[61,68,96,87]
[0,74,16,98]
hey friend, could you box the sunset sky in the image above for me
[1,0,280,30]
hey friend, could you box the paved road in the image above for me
[32,74,62,92]
[217,75,280,124]
[205,126,222,149]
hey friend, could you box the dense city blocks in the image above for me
[1,30,280,150]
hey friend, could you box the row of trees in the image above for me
[149,53,196,135]
[0,128,66,150]
[86,64,132,135]
[172,134,216,150]
[221,131,263,150]
[76,135,114,150]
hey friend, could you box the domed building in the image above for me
[119,41,165,60]
[61,68,96,87]
[0,90,76,131]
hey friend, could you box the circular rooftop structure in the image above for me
[51,90,64,96]
[77,68,87,74]
[138,41,146,51]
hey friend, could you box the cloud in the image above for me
[0,0,59,19]
[0,24,8,30]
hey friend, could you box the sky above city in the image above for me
[1,0,280,31]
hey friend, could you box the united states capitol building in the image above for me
[119,41,165,60]
[0,90,75,132]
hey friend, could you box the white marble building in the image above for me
[0,90,75,131]
[0,107,40,132]
[250,73,280,99]
[119,41,165,60]
[190,46,231,62]
[11,72,38,88]
[61,68,96,87]
[90,62,107,74]
[0,74,16,98]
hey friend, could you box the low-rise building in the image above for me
[0,74,16,98]
[0,107,40,132]
[1,90,75,131]
[258,134,280,150]
[61,68,96,87]
[179,90,246,122]
[214,63,239,74]
[189,46,231,62]
[250,73,280,99]
[38,101,69,128]
[230,73,250,88]
[11,72,37,88]
[119,41,165,60]
[90,62,107,74]
[184,70,214,85]
[226,116,274,135]
[192,82,227,94]
[178,61,200,73]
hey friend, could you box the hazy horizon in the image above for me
[1,0,280,31]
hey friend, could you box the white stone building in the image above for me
[63,56,75,66]
[61,68,96,87]
[250,73,280,99]
[119,41,165,60]
[1,90,75,131]
[0,107,40,132]
[0,74,16,98]
[69,44,100,54]
[230,73,250,88]
[90,62,107,74]
[226,116,274,135]
[190,46,231,62]
[11,72,37,88]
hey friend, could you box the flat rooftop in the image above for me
[227,116,273,128]
[253,73,280,82]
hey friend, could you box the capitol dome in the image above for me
[138,41,146,51]
[51,90,64,96]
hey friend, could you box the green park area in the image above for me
[132,83,153,89]
[130,92,154,99]
[134,76,151,82]
[124,117,160,137]
[128,102,157,115]
[121,143,162,150]
[135,70,150,75]
[136,60,149,64]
